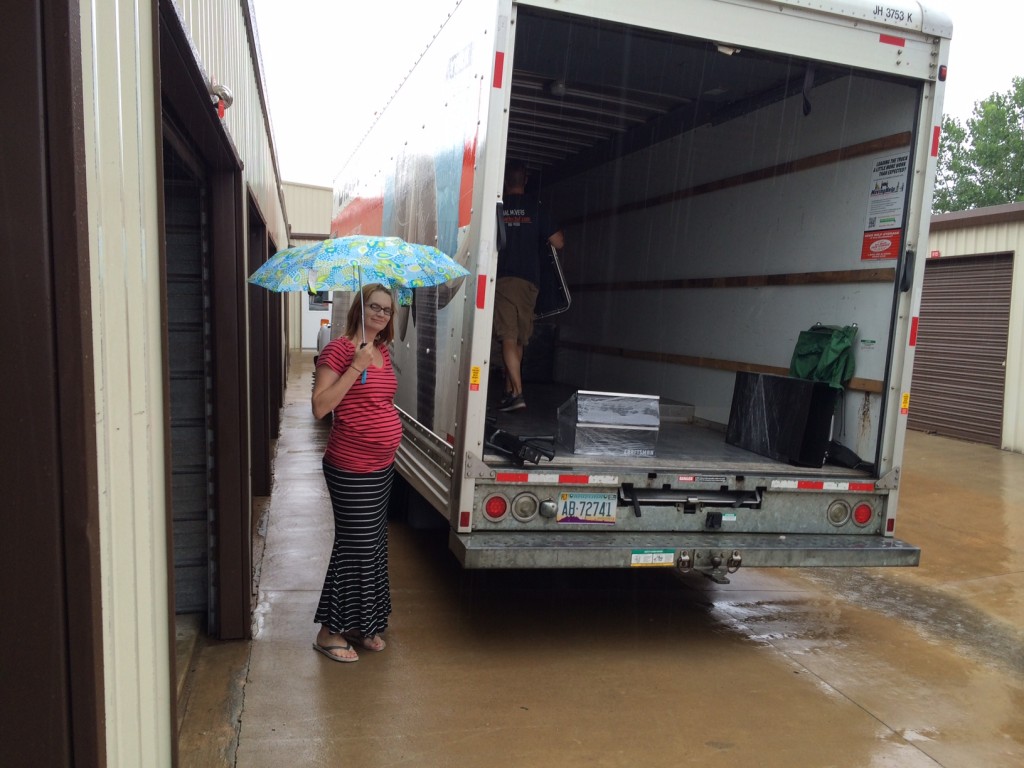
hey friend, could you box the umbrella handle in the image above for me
[358,263,367,384]
[358,262,366,345]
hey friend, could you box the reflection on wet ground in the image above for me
[705,568,1024,767]
[179,357,1024,767]
[795,567,1024,675]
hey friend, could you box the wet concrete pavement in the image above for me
[178,352,1024,767]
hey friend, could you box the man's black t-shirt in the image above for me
[497,192,558,286]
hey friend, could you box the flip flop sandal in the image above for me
[344,633,386,652]
[312,640,359,663]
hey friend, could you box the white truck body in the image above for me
[329,0,951,579]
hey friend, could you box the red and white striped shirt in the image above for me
[318,337,402,472]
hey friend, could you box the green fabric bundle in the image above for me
[789,324,858,390]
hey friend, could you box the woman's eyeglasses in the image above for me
[367,302,394,317]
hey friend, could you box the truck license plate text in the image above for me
[557,492,617,524]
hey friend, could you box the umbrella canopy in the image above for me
[248,235,470,380]
[247,235,469,297]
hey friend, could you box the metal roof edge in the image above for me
[931,201,1024,230]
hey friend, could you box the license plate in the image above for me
[557,492,617,525]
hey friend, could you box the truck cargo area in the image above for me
[485,4,923,474]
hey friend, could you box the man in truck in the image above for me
[494,159,564,412]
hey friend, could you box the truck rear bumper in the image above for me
[450,531,920,570]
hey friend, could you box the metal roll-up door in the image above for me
[908,253,1012,446]
[164,139,215,617]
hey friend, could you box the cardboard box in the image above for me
[557,390,659,457]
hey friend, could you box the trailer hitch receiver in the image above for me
[700,548,741,585]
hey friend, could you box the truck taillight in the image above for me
[853,501,874,526]
[511,492,539,522]
[483,494,508,522]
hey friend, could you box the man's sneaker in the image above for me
[498,393,526,412]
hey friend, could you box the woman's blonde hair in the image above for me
[344,283,395,345]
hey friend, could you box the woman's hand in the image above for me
[351,342,375,372]
[310,342,376,419]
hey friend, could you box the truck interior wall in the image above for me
[534,71,921,463]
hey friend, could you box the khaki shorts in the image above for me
[493,277,539,345]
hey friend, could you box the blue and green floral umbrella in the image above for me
[248,236,469,373]
[247,235,468,301]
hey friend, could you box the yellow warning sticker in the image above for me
[470,365,481,391]
[901,392,910,415]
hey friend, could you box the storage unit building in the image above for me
[2,0,299,764]
[918,203,1024,451]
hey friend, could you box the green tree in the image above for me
[933,76,1024,213]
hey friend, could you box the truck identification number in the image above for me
[557,492,617,524]
[873,5,912,24]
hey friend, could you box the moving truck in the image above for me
[328,0,951,581]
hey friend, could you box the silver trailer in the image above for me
[329,0,952,580]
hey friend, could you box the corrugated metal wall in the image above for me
[283,183,334,347]
[79,0,292,762]
[79,1,172,763]
[283,182,333,237]
[927,206,1024,452]
[173,0,288,248]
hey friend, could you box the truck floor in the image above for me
[484,380,867,477]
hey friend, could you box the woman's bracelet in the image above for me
[349,365,365,374]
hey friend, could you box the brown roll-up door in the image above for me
[908,253,1012,446]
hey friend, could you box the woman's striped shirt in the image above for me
[318,337,402,472]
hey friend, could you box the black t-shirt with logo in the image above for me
[498,192,558,286]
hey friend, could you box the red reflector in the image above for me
[938,65,947,82]
[493,51,505,88]
[853,503,873,525]
[484,495,507,520]
[460,511,471,528]
[886,518,896,533]
[476,274,487,309]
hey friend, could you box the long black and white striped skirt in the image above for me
[314,462,394,638]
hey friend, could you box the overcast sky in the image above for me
[251,0,1023,187]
